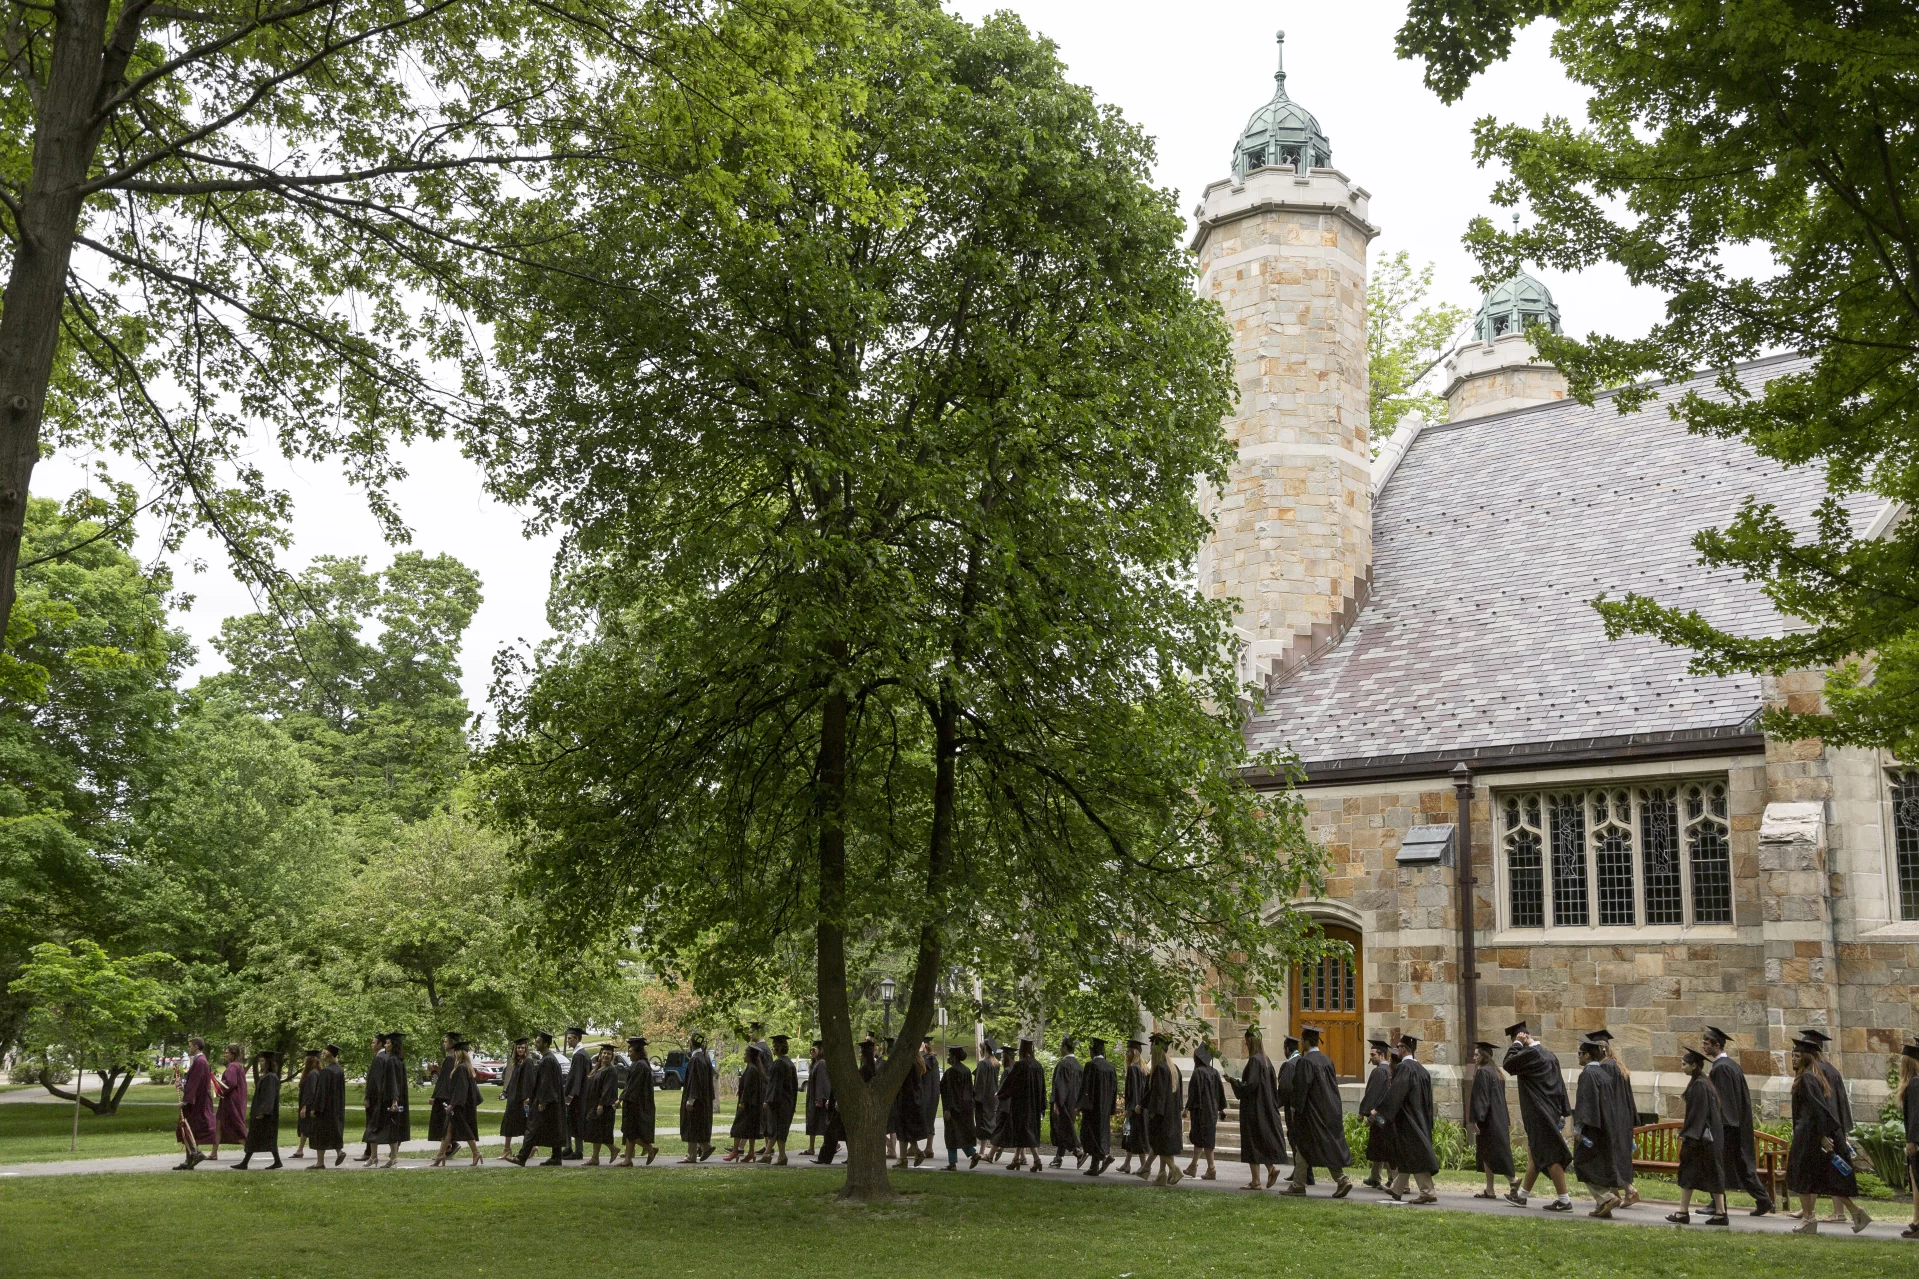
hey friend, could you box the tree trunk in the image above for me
[0,1,127,637]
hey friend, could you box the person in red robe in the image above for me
[212,1042,249,1159]
[173,1037,217,1171]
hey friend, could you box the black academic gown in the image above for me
[1817,1058,1853,1134]
[896,1061,932,1142]
[1290,1049,1351,1172]
[1903,1077,1919,1185]
[622,1054,656,1145]
[1229,1052,1288,1166]
[1787,1071,1857,1197]
[1503,1040,1572,1169]
[295,1069,316,1141]
[766,1054,798,1142]
[375,1050,410,1145]
[803,1059,825,1136]
[243,1071,281,1154]
[1360,1061,1395,1165]
[1050,1053,1083,1153]
[998,1056,1046,1147]
[1379,1056,1437,1176]
[583,1066,620,1146]
[428,1052,457,1142]
[941,1064,978,1151]
[1121,1061,1149,1154]
[1078,1055,1117,1159]
[1276,1054,1303,1160]
[1186,1054,1224,1150]
[526,1049,566,1151]
[1571,1061,1634,1188]
[1709,1053,1767,1202]
[500,1056,531,1137]
[1147,1060,1184,1157]
[1677,1075,1724,1193]
[732,1060,766,1140]
[1469,1066,1515,1177]
[973,1056,1000,1140]
[361,1049,387,1143]
[312,1062,346,1151]
[680,1048,717,1144]
[920,1051,941,1137]
[448,1065,481,1143]
[565,1043,592,1153]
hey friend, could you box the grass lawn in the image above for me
[0,1083,741,1164]
[2,1167,1913,1279]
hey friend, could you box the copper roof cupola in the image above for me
[1231,31,1332,179]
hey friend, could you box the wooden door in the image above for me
[1291,924,1363,1079]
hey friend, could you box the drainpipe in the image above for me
[1452,762,1479,1124]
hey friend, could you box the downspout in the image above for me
[1451,762,1479,1123]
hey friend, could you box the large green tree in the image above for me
[479,0,1326,1200]
[1397,0,1919,752]
[200,552,481,824]
[1368,250,1470,438]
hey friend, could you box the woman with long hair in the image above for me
[291,1048,321,1161]
[211,1043,248,1160]
[1899,1043,1919,1240]
[731,1044,767,1166]
[583,1044,620,1165]
[499,1037,531,1161]
[430,1044,485,1167]
[1786,1040,1870,1234]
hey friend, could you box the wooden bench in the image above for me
[1631,1120,1788,1204]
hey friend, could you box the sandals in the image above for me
[1473,1191,1499,1200]
[1665,1211,1690,1224]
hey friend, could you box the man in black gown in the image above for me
[918,1037,941,1165]
[973,1037,1001,1163]
[1571,1030,1636,1217]
[619,1035,659,1166]
[1502,1020,1573,1210]
[1469,1041,1517,1198]
[1183,1042,1224,1180]
[939,1045,979,1169]
[998,1037,1046,1173]
[763,1034,798,1164]
[1703,1026,1773,1215]
[375,1031,410,1168]
[1359,1037,1395,1188]
[1049,1035,1083,1169]
[803,1039,826,1157]
[1119,1038,1148,1175]
[516,1031,566,1165]
[680,1032,717,1162]
[309,1043,347,1169]
[1672,1047,1728,1225]
[811,1040,842,1165]
[1275,1036,1306,1184]
[562,1026,591,1159]
[427,1031,458,1151]
[236,1051,283,1170]
[1286,1026,1352,1197]
[1078,1037,1117,1175]
[1229,1025,1287,1190]
[358,1032,387,1163]
[1378,1034,1437,1203]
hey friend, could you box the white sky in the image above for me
[38,1,1664,717]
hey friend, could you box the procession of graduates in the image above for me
[166,1012,1919,1240]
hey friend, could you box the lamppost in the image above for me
[880,975,896,1038]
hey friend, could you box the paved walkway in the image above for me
[2,1138,1911,1244]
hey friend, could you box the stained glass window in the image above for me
[1640,787,1683,925]
[1892,772,1919,921]
[1505,796,1545,928]
[1549,792,1589,927]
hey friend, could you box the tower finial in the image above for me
[1274,30,1287,95]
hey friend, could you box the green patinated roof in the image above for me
[1232,32,1331,179]
[1472,271,1562,342]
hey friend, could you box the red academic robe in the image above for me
[215,1060,249,1143]
[180,1054,216,1142]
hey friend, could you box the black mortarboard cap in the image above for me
[373,1033,389,1045]
[1504,1020,1528,1038]
[567,1025,587,1036]
[749,1021,765,1032]
[453,1040,471,1052]
[1791,1037,1822,1054]
[324,1043,342,1056]
[1018,1038,1035,1052]
[948,1045,967,1061]
[1368,1039,1391,1053]
[689,1033,705,1047]
[1704,1026,1731,1044]
[534,1031,553,1044]
[1585,1028,1614,1042]
[259,1050,281,1067]
[810,1039,823,1048]
[1149,1031,1171,1045]
[1682,1048,1707,1066]
[302,1047,321,1057]
[1061,1035,1076,1052]
[1088,1037,1107,1054]
[512,1036,529,1046]
[1903,1043,1919,1062]
[627,1036,646,1048]
[1282,1036,1299,1053]
[1473,1041,1497,1055]
[1399,1034,1419,1051]
[770,1034,789,1047]
[1126,1037,1145,1050]
[1798,1028,1832,1044]
[386,1031,405,1042]
[1300,1025,1322,1043]
[981,1036,997,1054]
[1242,1024,1263,1040]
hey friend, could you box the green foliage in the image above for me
[9,940,175,1078]
[200,553,481,826]
[1397,0,1919,753]
[1368,251,1471,439]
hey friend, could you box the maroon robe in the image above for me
[215,1059,249,1143]
[180,1054,216,1142]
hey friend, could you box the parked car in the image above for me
[470,1058,506,1084]
[659,1047,688,1090]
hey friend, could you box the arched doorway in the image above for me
[1290,923,1363,1079]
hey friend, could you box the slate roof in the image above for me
[1245,354,1881,770]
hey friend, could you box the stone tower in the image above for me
[1443,268,1570,422]
[1193,32,1378,689]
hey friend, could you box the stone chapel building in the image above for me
[1195,33,1917,1120]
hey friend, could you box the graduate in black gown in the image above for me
[358,1033,387,1163]
[918,1037,941,1165]
[803,1040,826,1157]
[1275,1037,1306,1185]
[1786,1038,1869,1234]
[763,1034,799,1164]
[730,1043,768,1164]
[292,1048,321,1161]
[940,1045,980,1169]
[1183,1042,1224,1181]
[998,1037,1046,1173]
[1668,1047,1727,1225]
[1048,1036,1083,1169]
[618,1035,659,1166]
[1077,1037,1117,1175]
[810,1040,842,1165]
[1287,1026,1352,1196]
[1378,1034,1437,1203]
[1228,1025,1287,1190]
[375,1031,410,1167]
[307,1044,347,1169]
[499,1037,532,1161]
[1797,1028,1853,1133]
[236,1051,282,1170]
[1898,1043,1919,1241]
[1144,1032,1185,1186]
[432,1042,485,1167]
[516,1031,566,1166]
[1118,1038,1148,1175]
[427,1031,459,1149]
[1502,1021,1573,1210]
[1468,1041,1517,1198]
[1701,1026,1773,1215]
[1571,1031,1635,1217]
[680,1033,718,1162]
[973,1037,1001,1163]
[1358,1038,1395,1188]
[894,1043,933,1169]
[563,1026,591,1159]
[582,1044,621,1164]
[991,1042,1018,1157]
[883,1037,903,1161]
